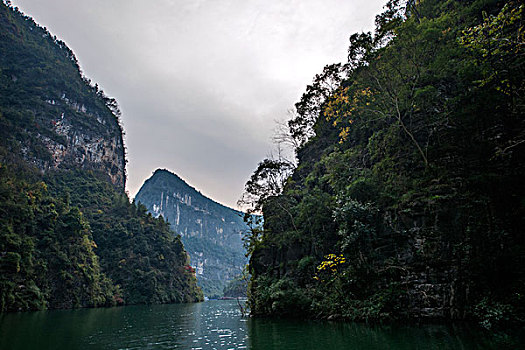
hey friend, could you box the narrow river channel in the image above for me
[0,300,518,349]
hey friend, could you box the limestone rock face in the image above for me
[0,3,126,189]
[33,95,125,189]
[136,169,248,297]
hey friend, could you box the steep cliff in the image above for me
[0,1,125,189]
[244,0,525,330]
[136,169,248,297]
[0,2,202,311]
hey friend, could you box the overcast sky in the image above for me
[12,0,385,208]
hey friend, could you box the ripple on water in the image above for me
[0,300,520,349]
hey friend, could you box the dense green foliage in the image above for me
[0,164,203,312]
[0,1,202,311]
[244,0,524,330]
[0,164,117,311]
[46,170,203,305]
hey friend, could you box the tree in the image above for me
[459,2,525,157]
[238,158,295,216]
[288,63,348,148]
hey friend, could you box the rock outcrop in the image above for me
[136,169,248,297]
[0,3,125,188]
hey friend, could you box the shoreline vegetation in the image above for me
[241,0,525,333]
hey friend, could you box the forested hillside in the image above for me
[243,0,524,330]
[0,1,125,188]
[0,1,202,312]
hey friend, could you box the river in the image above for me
[0,300,519,349]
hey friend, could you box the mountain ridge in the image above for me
[136,169,243,216]
[135,168,248,298]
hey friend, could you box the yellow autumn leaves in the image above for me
[323,87,374,142]
[313,253,346,281]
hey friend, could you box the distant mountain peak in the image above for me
[148,169,186,185]
[139,168,240,214]
[135,168,248,298]
[153,168,182,179]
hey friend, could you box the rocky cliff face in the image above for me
[135,169,248,297]
[0,3,125,188]
[0,2,203,311]
[28,94,125,188]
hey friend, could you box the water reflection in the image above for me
[0,301,248,349]
[0,300,521,349]
[246,317,519,350]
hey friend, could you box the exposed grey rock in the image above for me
[135,169,249,297]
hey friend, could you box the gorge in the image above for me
[0,0,524,348]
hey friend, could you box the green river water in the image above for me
[0,300,520,349]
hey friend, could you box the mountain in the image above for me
[0,2,125,189]
[0,2,202,312]
[135,169,248,297]
[243,0,525,330]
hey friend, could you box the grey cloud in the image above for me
[13,0,385,208]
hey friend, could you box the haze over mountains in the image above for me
[135,169,248,297]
